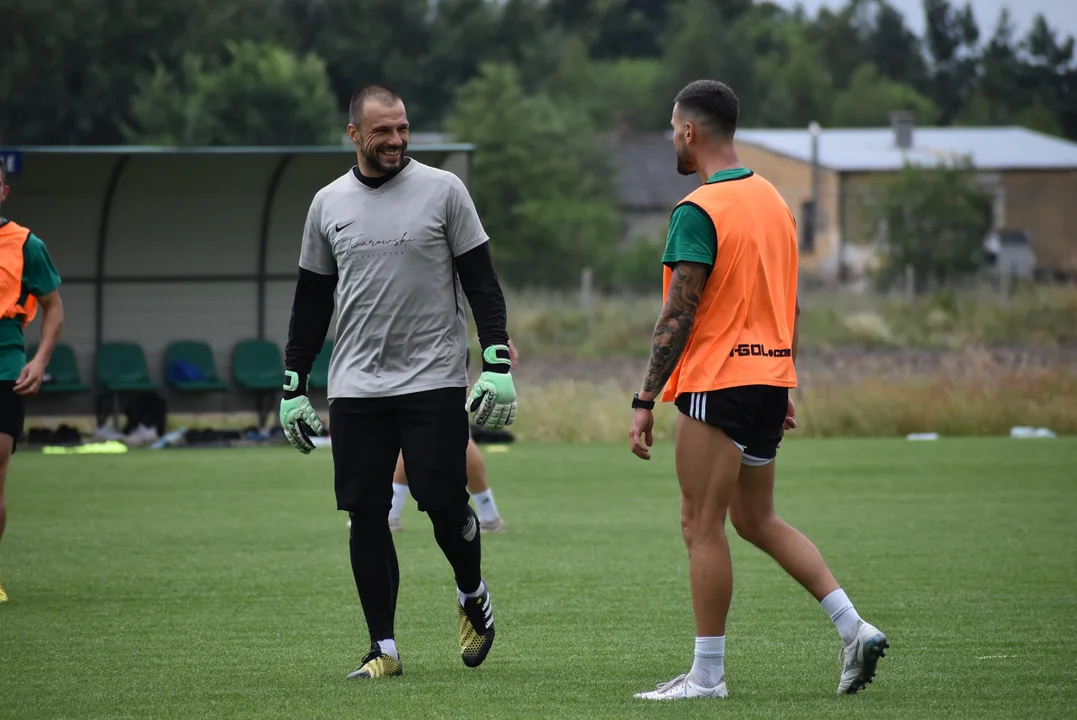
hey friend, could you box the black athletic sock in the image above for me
[349,510,400,642]
[428,505,483,594]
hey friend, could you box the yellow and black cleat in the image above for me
[0,570,8,603]
[346,647,402,679]
[459,583,495,668]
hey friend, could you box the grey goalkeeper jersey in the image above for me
[298,160,489,400]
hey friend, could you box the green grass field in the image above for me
[2,439,1076,719]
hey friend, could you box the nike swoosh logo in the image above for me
[335,220,356,232]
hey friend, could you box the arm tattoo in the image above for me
[643,262,709,394]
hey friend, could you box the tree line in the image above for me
[3,0,1074,145]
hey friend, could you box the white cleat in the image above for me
[837,620,889,694]
[388,517,402,533]
[634,672,728,701]
[479,516,506,534]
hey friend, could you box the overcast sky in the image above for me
[772,0,1077,40]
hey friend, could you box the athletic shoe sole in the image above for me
[463,626,495,668]
[845,633,889,694]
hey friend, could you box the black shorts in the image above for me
[674,384,788,465]
[329,386,470,515]
[0,381,25,450]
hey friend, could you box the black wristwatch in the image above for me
[632,393,655,411]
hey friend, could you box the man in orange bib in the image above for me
[628,80,888,701]
[0,162,65,604]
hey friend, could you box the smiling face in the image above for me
[348,98,409,176]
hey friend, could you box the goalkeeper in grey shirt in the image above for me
[278,84,517,680]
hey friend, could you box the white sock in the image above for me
[375,638,398,660]
[821,588,862,645]
[691,636,725,688]
[388,482,408,521]
[457,580,486,607]
[471,489,499,523]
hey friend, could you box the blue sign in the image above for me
[0,151,22,177]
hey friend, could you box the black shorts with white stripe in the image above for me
[674,384,789,465]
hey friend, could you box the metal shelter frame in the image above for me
[3,144,476,392]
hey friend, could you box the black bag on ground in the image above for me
[123,392,168,436]
[52,424,83,445]
[469,425,515,444]
[26,424,82,446]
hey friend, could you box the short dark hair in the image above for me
[673,80,739,138]
[349,83,403,125]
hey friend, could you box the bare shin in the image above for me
[731,462,839,601]
[465,438,489,494]
[676,415,742,637]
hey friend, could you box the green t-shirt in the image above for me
[661,167,754,268]
[0,219,63,381]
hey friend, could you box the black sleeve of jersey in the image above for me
[454,242,511,373]
[284,267,337,396]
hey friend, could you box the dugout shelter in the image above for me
[0,143,475,423]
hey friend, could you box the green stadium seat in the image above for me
[232,339,283,391]
[97,342,157,392]
[309,339,333,390]
[232,339,284,428]
[28,343,89,393]
[164,341,228,391]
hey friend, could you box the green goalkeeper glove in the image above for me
[280,370,325,454]
[466,344,518,431]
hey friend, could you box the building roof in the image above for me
[728,126,1077,172]
[607,133,699,211]
[4,142,475,155]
